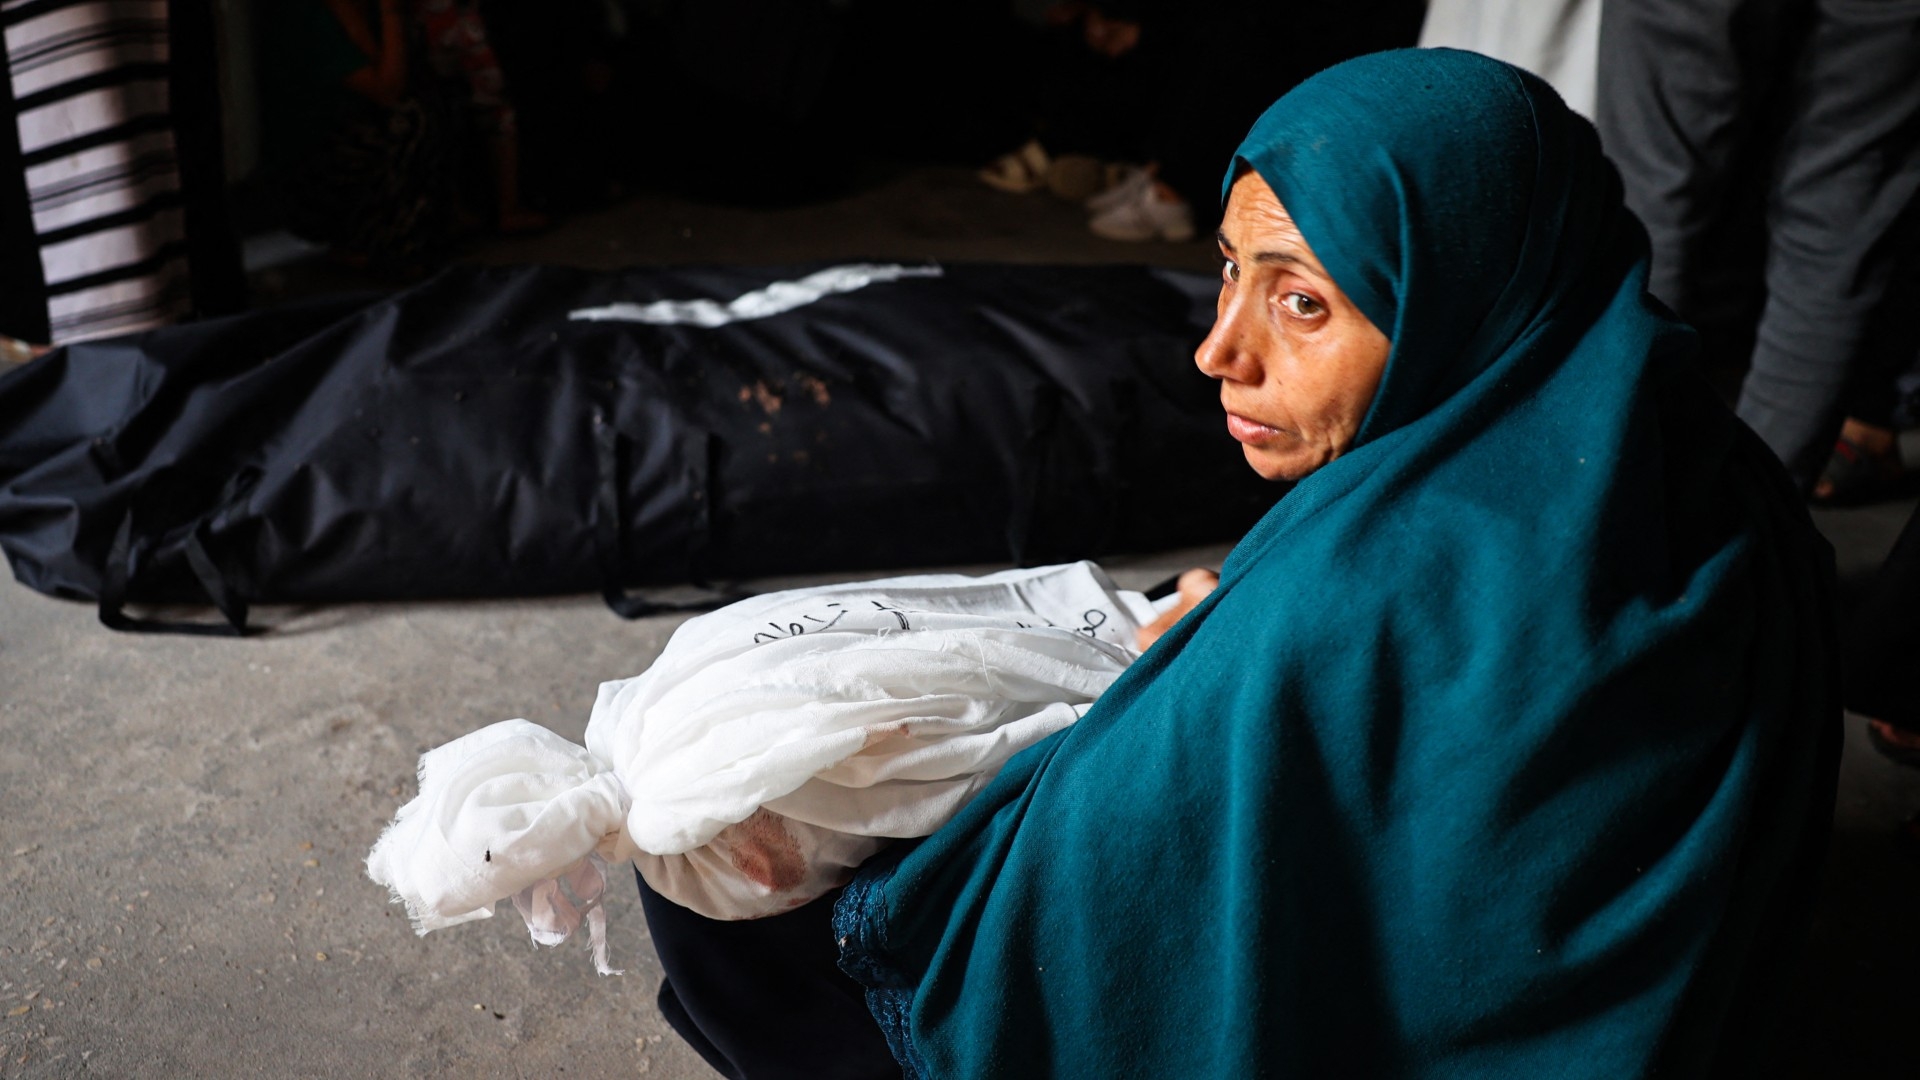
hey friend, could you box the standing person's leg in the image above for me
[1734,0,1920,491]
[1595,0,1800,386]
[636,871,900,1080]
[1596,0,1806,311]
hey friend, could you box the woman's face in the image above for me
[1196,171,1392,482]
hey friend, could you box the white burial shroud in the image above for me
[366,562,1155,972]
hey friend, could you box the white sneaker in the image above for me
[1088,179,1195,243]
[1085,165,1153,214]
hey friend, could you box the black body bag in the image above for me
[0,262,1276,634]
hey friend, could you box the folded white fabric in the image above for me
[368,561,1153,971]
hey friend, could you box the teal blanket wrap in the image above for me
[836,49,1840,1078]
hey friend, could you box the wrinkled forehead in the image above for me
[1219,172,1303,241]
[1216,171,1340,287]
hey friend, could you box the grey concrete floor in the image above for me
[4,165,1919,1078]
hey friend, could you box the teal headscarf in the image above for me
[837,49,1839,1078]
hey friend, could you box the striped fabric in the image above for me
[4,0,190,343]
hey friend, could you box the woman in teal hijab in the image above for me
[835,48,1840,1077]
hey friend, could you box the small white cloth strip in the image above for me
[512,856,620,976]
[367,562,1154,970]
[566,263,943,327]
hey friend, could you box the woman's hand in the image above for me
[1136,568,1218,651]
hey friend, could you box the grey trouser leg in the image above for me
[1599,0,1920,492]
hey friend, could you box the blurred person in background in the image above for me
[1417,0,1599,117]
[2,0,242,354]
[1596,0,1920,500]
[977,0,1425,244]
[253,0,543,271]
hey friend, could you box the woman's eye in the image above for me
[1221,258,1240,284]
[1279,292,1323,317]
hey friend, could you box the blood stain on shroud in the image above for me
[727,808,807,892]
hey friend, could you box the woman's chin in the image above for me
[1244,445,1314,482]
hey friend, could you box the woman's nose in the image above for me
[1195,292,1262,384]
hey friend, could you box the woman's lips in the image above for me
[1226,411,1283,444]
